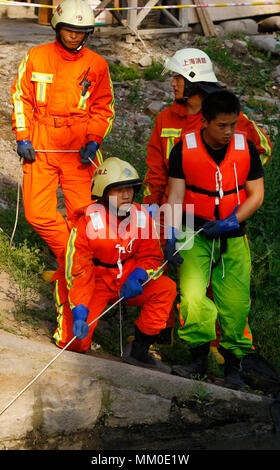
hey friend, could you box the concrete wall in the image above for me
[0,331,274,450]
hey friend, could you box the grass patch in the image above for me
[109,63,140,81]
[200,37,275,96]
[109,60,167,83]
[0,231,51,321]
[0,192,54,327]
[143,60,167,81]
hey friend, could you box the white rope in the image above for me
[35,149,80,152]
[9,161,22,248]
[0,298,122,418]
[35,150,98,168]
[118,291,124,358]
[233,162,241,206]
[0,227,203,417]
[207,238,215,288]
[221,253,225,279]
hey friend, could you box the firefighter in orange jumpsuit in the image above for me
[53,157,177,372]
[143,48,272,352]
[11,0,115,271]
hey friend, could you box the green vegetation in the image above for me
[192,34,276,99]
[109,59,166,83]
[109,63,141,81]
[142,59,167,81]
[246,126,280,371]
[0,187,54,326]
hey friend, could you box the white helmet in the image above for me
[163,48,218,84]
[51,0,95,33]
[91,157,142,199]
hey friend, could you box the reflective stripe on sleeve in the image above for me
[12,54,29,131]
[103,73,115,139]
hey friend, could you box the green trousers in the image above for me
[177,230,253,359]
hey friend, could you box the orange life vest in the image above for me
[65,201,165,307]
[182,130,250,220]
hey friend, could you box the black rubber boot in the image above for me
[221,347,246,391]
[172,343,210,379]
[150,327,174,349]
[122,326,171,374]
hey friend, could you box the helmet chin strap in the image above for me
[56,30,90,54]
[176,80,207,104]
[175,88,198,105]
[175,97,189,105]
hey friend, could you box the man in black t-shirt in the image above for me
[169,133,264,235]
[164,90,264,390]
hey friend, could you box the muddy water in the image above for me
[98,421,280,451]
[205,432,280,450]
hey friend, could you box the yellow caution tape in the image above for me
[1,0,280,10]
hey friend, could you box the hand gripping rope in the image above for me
[0,227,202,417]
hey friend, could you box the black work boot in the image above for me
[172,343,210,379]
[221,347,246,391]
[122,326,171,374]
[151,327,174,349]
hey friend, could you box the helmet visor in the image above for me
[56,22,94,33]
[92,179,142,199]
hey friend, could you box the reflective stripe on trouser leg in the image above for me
[52,277,96,353]
[211,235,253,359]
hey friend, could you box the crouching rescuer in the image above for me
[53,157,177,372]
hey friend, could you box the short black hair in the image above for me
[202,90,241,122]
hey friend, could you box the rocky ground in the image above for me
[0,18,280,347]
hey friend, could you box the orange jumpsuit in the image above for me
[143,101,272,206]
[53,201,177,352]
[11,39,115,265]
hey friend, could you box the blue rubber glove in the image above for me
[72,304,89,340]
[79,141,100,164]
[121,268,148,302]
[164,226,184,268]
[146,204,159,219]
[17,140,36,162]
[203,207,239,238]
